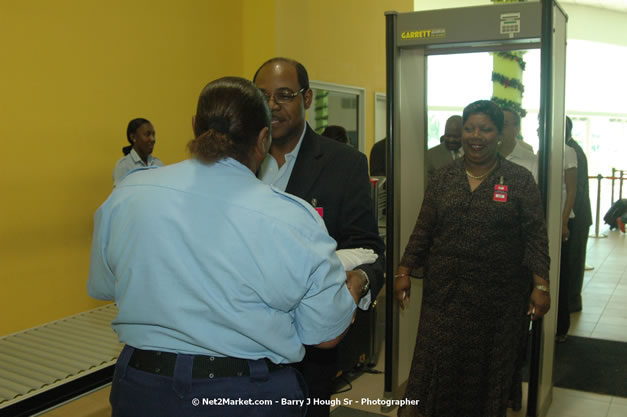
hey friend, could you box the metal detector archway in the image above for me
[384,2,567,416]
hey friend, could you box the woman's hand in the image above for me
[529,274,550,320]
[394,268,411,310]
[528,289,550,320]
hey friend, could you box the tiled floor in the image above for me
[34,229,626,417]
[569,229,627,343]
[329,370,627,417]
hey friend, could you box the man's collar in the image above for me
[269,123,307,162]
[286,123,307,159]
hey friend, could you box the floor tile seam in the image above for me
[585,280,621,288]
[596,315,627,324]
[572,317,601,326]
[591,321,627,330]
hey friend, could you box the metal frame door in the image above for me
[384,2,567,416]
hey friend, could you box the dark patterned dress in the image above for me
[398,157,550,417]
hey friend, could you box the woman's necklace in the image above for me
[465,160,498,180]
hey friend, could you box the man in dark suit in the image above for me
[254,57,385,417]
[369,137,387,177]
[565,116,592,312]
[425,115,462,178]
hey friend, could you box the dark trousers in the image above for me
[298,345,338,417]
[110,345,307,417]
[567,223,590,312]
[557,227,572,337]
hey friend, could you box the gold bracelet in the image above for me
[535,284,549,292]
[394,274,410,278]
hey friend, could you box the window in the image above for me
[309,81,365,151]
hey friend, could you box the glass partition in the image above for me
[309,81,366,152]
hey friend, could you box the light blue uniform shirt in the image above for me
[88,157,355,364]
[258,124,306,191]
[113,148,164,187]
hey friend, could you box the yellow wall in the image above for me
[0,0,243,335]
[0,0,411,336]
[242,0,276,80]
[271,0,412,148]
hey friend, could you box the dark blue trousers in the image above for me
[110,345,307,417]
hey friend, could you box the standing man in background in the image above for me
[369,137,387,177]
[565,116,592,313]
[425,115,463,178]
[499,108,538,182]
[254,57,385,417]
[556,124,579,342]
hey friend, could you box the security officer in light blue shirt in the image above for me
[112,118,164,186]
[88,77,364,417]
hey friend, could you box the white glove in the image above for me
[336,248,378,271]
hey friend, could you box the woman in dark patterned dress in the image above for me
[394,100,551,417]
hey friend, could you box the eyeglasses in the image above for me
[262,87,305,104]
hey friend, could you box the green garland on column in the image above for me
[491,72,525,93]
[491,97,527,118]
[314,89,328,134]
[494,51,526,71]
[491,0,527,120]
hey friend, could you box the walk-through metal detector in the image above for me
[384,1,567,416]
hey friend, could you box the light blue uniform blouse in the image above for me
[88,157,356,364]
[112,148,164,187]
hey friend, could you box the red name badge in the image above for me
[493,184,508,202]
[315,207,324,218]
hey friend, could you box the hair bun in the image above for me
[206,116,230,134]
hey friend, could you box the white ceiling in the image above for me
[564,0,627,12]
[415,1,627,14]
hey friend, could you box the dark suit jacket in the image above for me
[426,143,455,178]
[567,138,593,228]
[285,125,385,299]
[369,138,387,177]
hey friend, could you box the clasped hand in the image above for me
[394,267,411,310]
[528,289,550,320]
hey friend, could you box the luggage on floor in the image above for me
[603,198,627,229]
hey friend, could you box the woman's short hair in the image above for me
[462,100,504,133]
[188,77,271,165]
[123,118,151,155]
